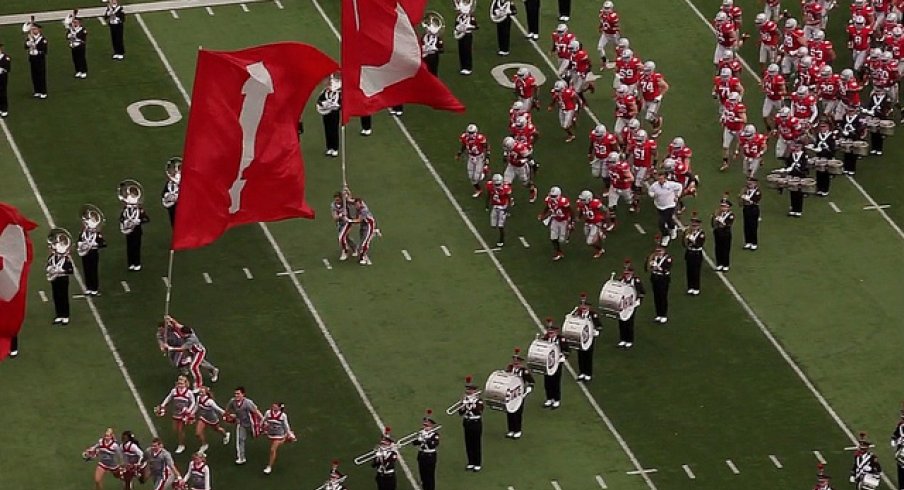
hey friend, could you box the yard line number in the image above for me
[491,63,548,89]
[126,99,183,127]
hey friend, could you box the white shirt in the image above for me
[647,180,683,210]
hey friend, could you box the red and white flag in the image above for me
[172,42,339,250]
[341,0,465,123]
[0,203,37,361]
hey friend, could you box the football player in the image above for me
[612,84,638,138]
[779,18,808,76]
[808,29,836,66]
[773,107,803,159]
[551,23,575,74]
[537,186,573,261]
[755,13,780,72]
[567,40,594,100]
[588,124,620,185]
[713,11,740,66]
[457,124,490,198]
[597,1,620,68]
[513,67,539,111]
[763,0,782,22]
[548,80,581,142]
[720,91,747,171]
[628,129,657,192]
[576,190,607,257]
[509,100,532,125]
[737,124,768,177]
[761,63,786,131]
[848,15,872,73]
[509,115,540,147]
[802,0,826,40]
[717,49,743,77]
[639,61,669,136]
[837,68,863,120]
[502,136,538,202]
[607,153,635,224]
[614,48,642,91]
[713,67,744,114]
[486,173,513,247]
[790,85,819,131]
[816,64,842,120]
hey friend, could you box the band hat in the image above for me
[858,431,871,447]
[545,317,558,329]
[512,347,524,361]
[464,375,477,390]
[747,176,758,182]
[690,210,702,223]
[720,192,732,207]
[381,427,393,444]
[623,258,634,271]
[330,459,344,479]
[816,463,829,480]
[579,292,588,304]
[422,409,436,425]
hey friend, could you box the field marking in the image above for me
[725,459,740,474]
[679,0,904,243]
[73,294,87,299]
[203,272,212,284]
[170,9,179,18]
[518,236,531,248]
[829,201,842,213]
[98,16,106,26]
[121,281,131,293]
[205,6,215,15]
[474,247,502,253]
[813,450,826,464]
[274,0,285,8]
[440,245,451,256]
[682,464,696,479]
[1,120,159,437]
[626,468,658,475]
[507,487,516,490]
[242,267,253,279]
[276,269,305,276]
[863,204,891,210]
[136,11,423,489]
[595,475,608,489]
[308,2,658,488]
[162,276,171,288]
[38,290,48,302]
[551,481,563,490]
[401,249,412,261]
[634,223,646,235]
[770,454,783,469]
[322,258,333,270]
[0,0,262,25]
[241,3,250,12]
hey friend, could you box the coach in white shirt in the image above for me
[648,172,683,246]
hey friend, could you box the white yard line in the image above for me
[507,487,516,490]
[170,9,179,19]
[162,276,170,288]
[137,16,422,489]
[309,2,658,488]
[322,258,333,270]
[205,6,215,15]
[1,120,159,437]
[863,204,891,210]
[725,459,740,474]
[634,223,646,234]
[121,280,131,293]
[38,290,48,302]
[518,236,531,248]
[401,249,412,261]
[770,454,783,469]
[813,450,826,464]
[829,201,842,213]
[73,294,86,299]
[242,267,253,279]
[0,0,262,25]
[682,464,696,479]
[241,3,250,12]
[202,272,212,284]
[595,475,608,489]
[440,245,452,256]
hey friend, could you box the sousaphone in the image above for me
[453,0,476,40]
[490,0,511,23]
[47,227,72,254]
[118,179,144,206]
[421,10,445,35]
[80,204,105,231]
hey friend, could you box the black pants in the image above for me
[816,170,831,193]
[506,405,523,433]
[578,345,593,376]
[871,132,885,153]
[896,463,904,490]
[424,53,439,75]
[10,335,17,354]
[618,314,635,342]
[126,228,143,267]
[843,151,857,173]
[166,204,176,228]
[496,18,512,53]
[525,0,540,35]
[685,250,702,291]
[52,276,70,318]
[463,419,482,466]
[458,34,473,71]
[0,74,8,112]
[651,274,670,317]
[417,452,436,490]
[361,116,372,131]
[789,190,803,214]
[322,111,339,151]
[543,368,562,402]
[29,55,47,95]
[82,250,100,292]
[742,205,759,245]
[713,229,731,268]
[391,105,403,113]
[657,207,676,238]
[110,24,125,56]
[375,472,396,490]
[557,0,571,18]
[71,45,88,74]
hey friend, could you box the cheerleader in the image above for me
[120,431,145,490]
[179,452,211,490]
[143,438,181,490]
[83,428,122,490]
[164,317,220,390]
[262,402,295,475]
[154,375,197,455]
[193,386,230,453]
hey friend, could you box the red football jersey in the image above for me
[809,40,834,65]
[630,139,657,168]
[762,73,786,101]
[509,122,539,146]
[796,64,820,90]
[505,141,531,167]
[578,199,606,225]
[514,75,538,99]
[552,31,575,59]
[717,21,738,47]
[713,76,743,104]
[614,93,638,118]
[544,196,572,221]
[599,10,619,34]
[667,143,693,164]
[759,20,779,47]
[571,50,592,74]
[841,78,862,106]
[552,88,581,111]
[718,58,743,77]
[616,56,643,85]
[848,25,872,51]
[777,116,803,141]
[459,133,488,156]
[721,101,747,131]
[589,131,619,158]
[639,72,665,101]
[781,28,806,54]
[486,181,513,207]
[610,162,634,189]
[816,74,841,101]
[804,2,825,26]
[509,108,532,125]
[884,34,904,60]
[791,94,818,122]
[739,132,767,158]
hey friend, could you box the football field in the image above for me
[2,0,904,489]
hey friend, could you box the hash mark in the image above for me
[203,272,212,284]
[274,0,285,8]
[170,9,179,18]
[241,3,250,12]
[863,204,891,210]
[276,270,305,276]
[162,277,171,288]
[594,475,607,489]
[769,454,783,469]
[205,6,215,15]
[813,450,826,464]
[243,267,253,279]
[829,201,841,213]
[474,247,502,254]
[626,469,657,475]
[121,281,131,293]
[551,481,563,490]
[726,459,739,474]
[634,223,646,235]
[518,236,530,248]
[38,290,48,302]
[322,258,333,270]
[440,245,451,256]
[682,464,695,479]
[402,250,412,261]
[98,16,106,26]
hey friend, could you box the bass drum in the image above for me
[561,314,593,350]
[527,339,562,375]
[598,279,637,321]
[483,370,526,413]
[859,473,880,490]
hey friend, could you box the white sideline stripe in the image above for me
[813,451,826,464]
[121,280,131,293]
[241,3,250,12]
[595,475,608,489]
[551,481,563,490]
[322,258,333,270]
[725,459,740,474]
[203,272,212,284]
[627,469,658,475]
[242,267,253,279]
[309,2,657,489]
[38,290,48,302]
[829,201,842,213]
[474,247,502,253]
[170,9,179,19]
[440,245,451,256]
[518,236,531,248]
[275,269,305,276]
[98,16,106,26]
[682,464,695,479]
[162,276,170,288]
[1,120,159,437]
[274,0,285,8]
[679,0,904,243]
[634,223,646,235]
[401,249,412,261]
[205,6,215,15]
[770,454,783,469]
[863,204,891,210]
[137,11,422,489]
[0,0,262,25]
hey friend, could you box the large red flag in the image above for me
[0,203,37,361]
[341,0,465,123]
[172,42,338,250]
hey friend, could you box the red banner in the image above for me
[341,0,464,123]
[0,203,37,361]
[173,42,338,250]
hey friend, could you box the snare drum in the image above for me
[561,314,593,350]
[483,370,526,413]
[765,173,787,189]
[800,178,816,194]
[866,116,880,132]
[785,176,801,191]
[859,473,880,490]
[527,339,562,375]
[880,120,895,136]
[853,141,870,156]
[827,159,844,175]
[811,158,827,172]
[839,139,854,153]
[598,279,637,321]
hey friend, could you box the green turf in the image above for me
[0,0,171,16]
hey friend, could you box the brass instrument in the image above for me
[713,209,730,228]
[118,179,145,235]
[453,0,477,40]
[162,157,182,208]
[353,443,397,466]
[77,204,105,257]
[421,10,445,35]
[316,74,342,115]
[63,10,78,28]
[445,391,482,415]
[22,15,34,34]
[46,228,72,281]
[490,0,512,23]
[314,475,348,490]
[396,425,442,447]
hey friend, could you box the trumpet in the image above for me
[313,475,347,490]
[445,391,482,415]
[353,444,396,466]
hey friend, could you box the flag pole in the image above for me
[340,124,348,189]
[163,249,174,316]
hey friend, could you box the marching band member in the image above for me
[120,431,145,490]
[317,75,341,156]
[347,197,377,266]
[193,386,230,453]
[505,349,534,438]
[548,80,581,142]
[617,260,644,348]
[24,21,48,99]
[570,292,602,380]
[179,452,211,490]
[155,375,197,455]
[453,1,477,75]
[262,402,295,474]
[486,173,513,247]
[814,463,832,490]
[645,239,672,324]
[683,212,705,295]
[119,185,149,271]
[332,190,358,261]
[513,67,539,111]
[491,0,515,56]
[739,177,762,250]
[164,317,220,390]
[523,0,540,40]
[557,0,570,21]
[457,123,490,198]
[711,194,734,271]
[809,120,837,196]
[421,15,444,74]
[648,171,682,246]
[104,0,126,60]
[161,158,181,227]
[411,409,440,490]
[866,87,894,156]
[597,1,620,68]
[46,230,73,325]
[457,376,483,471]
[538,186,573,261]
[576,190,606,258]
[65,13,88,79]
[83,428,123,490]
[541,318,568,408]
[838,104,867,175]
[850,432,882,487]
[77,207,106,296]
[0,44,9,117]
[324,460,347,490]
[223,386,264,465]
[501,136,538,203]
[737,124,768,177]
[783,142,809,217]
[889,406,904,489]
[144,438,181,490]
[639,61,669,137]
[372,428,398,490]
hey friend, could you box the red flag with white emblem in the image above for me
[341,0,465,123]
[172,42,338,250]
[0,203,38,361]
